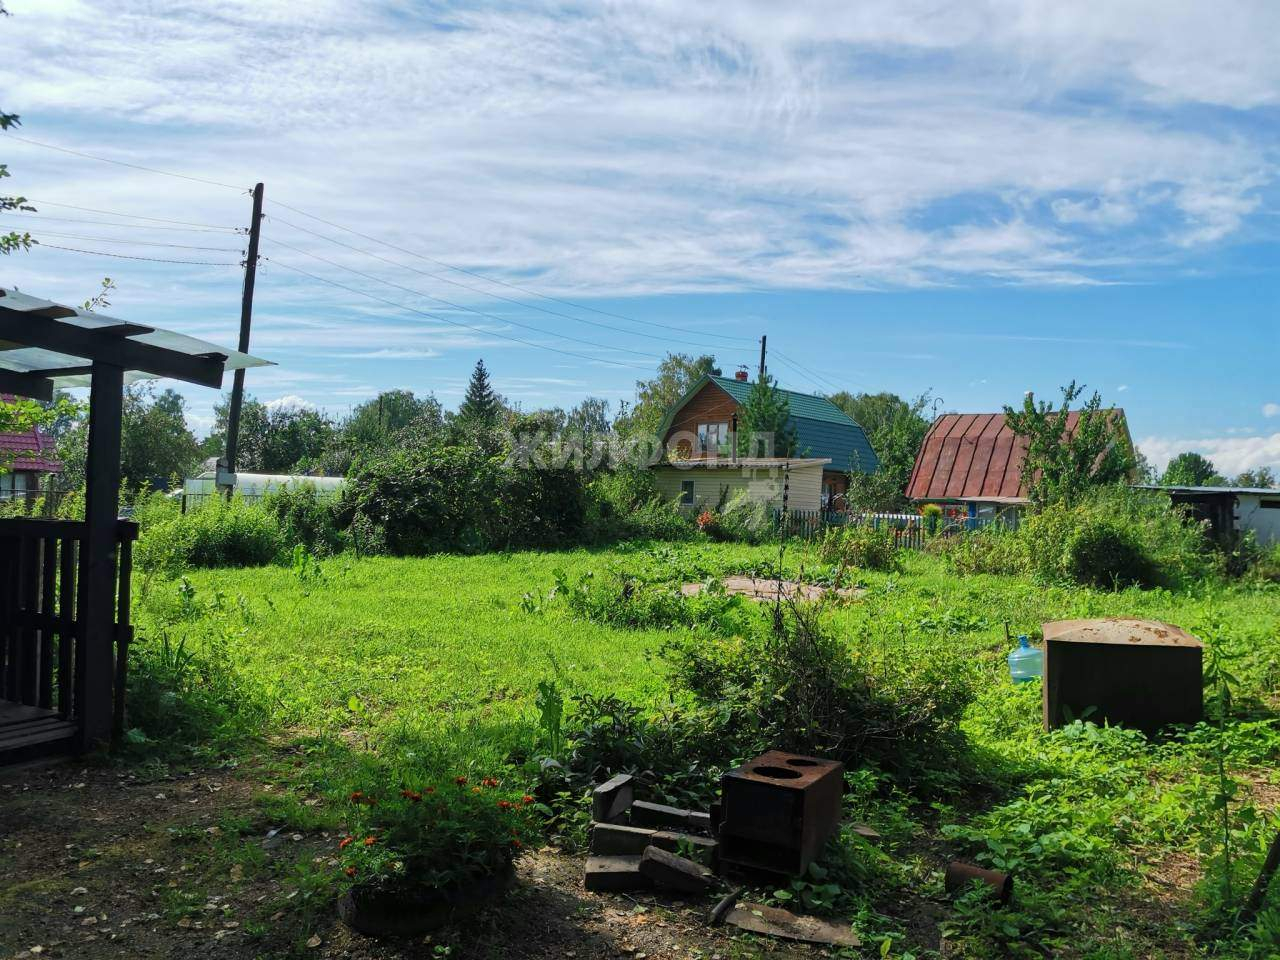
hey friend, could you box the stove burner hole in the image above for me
[753,765,803,779]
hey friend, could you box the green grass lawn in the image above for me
[133,541,1280,957]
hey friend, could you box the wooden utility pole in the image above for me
[758,335,767,381]
[224,182,264,480]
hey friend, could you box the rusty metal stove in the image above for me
[717,750,844,876]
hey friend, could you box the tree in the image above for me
[564,397,611,439]
[1,3,35,256]
[59,385,201,491]
[328,389,444,471]
[1234,466,1276,488]
[1004,381,1134,510]
[1161,452,1225,487]
[737,372,797,457]
[458,359,500,426]
[829,390,931,509]
[613,353,719,438]
[208,395,335,473]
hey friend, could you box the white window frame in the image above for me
[696,421,730,453]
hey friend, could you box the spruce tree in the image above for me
[738,372,796,457]
[459,359,499,426]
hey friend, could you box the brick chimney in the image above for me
[734,368,749,381]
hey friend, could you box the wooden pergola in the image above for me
[0,287,267,763]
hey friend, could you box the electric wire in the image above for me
[29,230,242,253]
[24,199,239,231]
[2,212,241,233]
[268,199,758,346]
[265,256,651,370]
[7,134,246,191]
[34,242,240,266]
[266,236,661,361]
[773,349,844,394]
[266,211,758,360]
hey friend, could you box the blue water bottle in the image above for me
[1008,635,1042,684]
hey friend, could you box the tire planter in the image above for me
[338,863,515,937]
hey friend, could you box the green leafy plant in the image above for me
[817,523,902,572]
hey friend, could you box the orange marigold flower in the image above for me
[349,791,364,801]
[454,776,468,786]
[344,866,356,878]
[481,777,499,788]
[497,799,513,810]
[522,795,535,805]
[338,836,354,850]
[401,789,423,802]
[363,835,377,846]
[425,786,436,794]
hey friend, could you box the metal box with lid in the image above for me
[1043,618,1203,734]
[717,750,844,876]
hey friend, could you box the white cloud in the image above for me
[0,0,1273,302]
[264,394,315,412]
[1263,403,1280,418]
[1139,433,1280,476]
[1117,384,1129,392]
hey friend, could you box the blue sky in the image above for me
[2,0,1278,474]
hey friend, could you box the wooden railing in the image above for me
[0,517,137,749]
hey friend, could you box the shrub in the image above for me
[661,600,978,785]
[1020,486,1213,589]
[817,522,901,572]
[336,769,538,895]
[136,496,283,576]
[341,437,587,554]
[263,485,347,556]
[552,568,746,634]
[929,526,1027,577]
[921,503,943,536]
[585,467,694,542]
[1062,516,1157,589]
[716,490,774,544]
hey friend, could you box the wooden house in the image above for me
[0,399,62,504]
[652,372,878,512]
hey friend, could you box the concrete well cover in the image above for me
[1042,618,1201,648]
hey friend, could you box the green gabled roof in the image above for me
[658,374,880,474]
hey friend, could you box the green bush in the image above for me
[1062,516,1157,589]
[136,495,283,576]
[585,467,694,542]
[661,601,978,785]
[816,522,901,572]
[263,485,347,556]
[1020,486,1213,589]
[341,436,586,554]
[553,568,746,634]
[929,526,1027,577]
[715,490,774,544]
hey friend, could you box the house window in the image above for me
[679,479,695,506]
[696,422,729,453]
[0,472,29,498]
[1261,500,1280,510]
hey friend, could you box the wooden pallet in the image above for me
[0,699,77,765]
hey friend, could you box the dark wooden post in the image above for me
[78,361,123,749]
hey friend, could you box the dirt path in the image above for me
[1,759,826,960]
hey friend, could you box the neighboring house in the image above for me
[652,371,878,512]
[0,406,62,503]
[1134,485,1280,547]
[905,410,1132,523]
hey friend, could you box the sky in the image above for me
[1,0,1277,475]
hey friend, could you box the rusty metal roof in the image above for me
[906,410,1126,502]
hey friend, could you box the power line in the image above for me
[771,352,832,396]
[266,211,758,360]
[265,256,651,370]
[266,236,661,361]
[7,135,246,191]
[34,242,240,266]
[24,199,239,231]
[29,230,242,253]
[773,349,844,394]
[268,199,758,347]
[2,212,241,233]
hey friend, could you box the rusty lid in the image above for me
[1042,618,1202,648]
[725,750,843,786]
